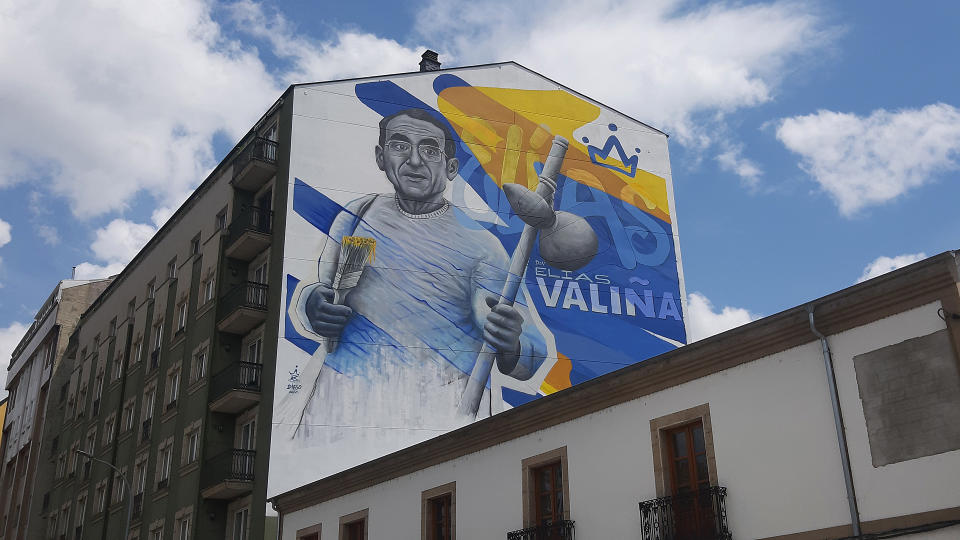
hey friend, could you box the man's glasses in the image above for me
[385,140,446,163]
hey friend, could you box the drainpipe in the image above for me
[808,305,862,537]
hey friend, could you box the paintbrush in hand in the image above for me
[326,235,376,353]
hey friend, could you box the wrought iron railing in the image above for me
[507,520,576,540]
[638,486,731,540]
[210,361,263,403]
[220,282,269,316]
[201,449,256,489]
[227,205,273,245]
[234,137,277,176]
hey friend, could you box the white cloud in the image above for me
[226,1,424,83]
[686,292,758,342]
[0,0,280,217]
[857,253,927,283]
[0,321,30,379]
[777,104,960,216]
[75,218,157,279]
[716,145,762,187]
[420,0,831,145]
[35,225,60,246]
[0,218,10,248]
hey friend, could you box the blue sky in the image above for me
[1,0,959,385]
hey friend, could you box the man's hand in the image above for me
[305,284,353,338]
[484,296,523,373]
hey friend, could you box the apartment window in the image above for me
[103,414,117,446]
[422,483,455,540]
[177,302,188,331]
[339,509,368,540]
[94,481,107,513]
[94,371,104,400]
[149,522,163,540]
[113,353,124,380]
[69,442,81,476]
[245,334,263,365]
[128,299,136,319]
[191,346,207,383]
[297,524,322,540]
[182,421,202,465]
[147,280,156,300]
[203,278,215,303]
[167,257,177,279]
[133,454,148,495]
[55,453,67,480]
[190,234,200,256]
[132,339,144,365]
[521,447,570,528]
[156,441,173,489]
[175,512,192,540]
[143,385,157,421]
[109,317,117,338]
[649,404,719,497]
[166,365,181,408]
[85,429,97,454]
[152,322,164,353]
[58,504,70,538]
[75,494,87,531]
[113,467,128,504]
[215,208,227,231]
[233,507,249,540]
[122,398,137,432]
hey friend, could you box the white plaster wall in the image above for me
[827,301,960,522]
[282,300,959,539]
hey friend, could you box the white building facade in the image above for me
[272,251,960,540]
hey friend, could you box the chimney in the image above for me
[419,50,441,72]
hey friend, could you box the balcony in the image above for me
[224,205,273,261]
[507,521,576,540]
[216,282,269,335]
[638,486,731,540]
[231,136,278,192]
[200,449,256,500]
[209,361,262,414]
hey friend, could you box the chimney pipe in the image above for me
[419,50,441,72]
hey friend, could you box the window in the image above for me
[55,453,67,480]
[143,385,157,421]
[156,441,173,489]
[297,524,322,540]
[182,421,202,465]
[109,318,117,338]
[175,511,192,540]
[245,335,263,365]
[649,404,718,497]
[69,442,81,476]
[167,257,178,279]
[103,414,117,446]
[190,234,200,256]
[216,208,228,231]
[166,365,181,408]
[94,371,104,400]
[133,455,148,495]
[422,483,455,540]
[147,280,156,300]
[75,494,87,531]
[203,278,215,303]
[128,299,136,319]
[113,353,124,380]
[94,481,107,513]
[113,467,128,504]
[132,339,144,365]
[191,346,207,383]
[149,522,163,540]
[122,398,137,432]
[177,302,188,331]
[339,509,368,540]
[521,447,570,529]
[85,429,97,454]
[233,507,249,540]
[152,322,164,354]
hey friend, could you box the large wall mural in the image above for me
[270,67,686,497]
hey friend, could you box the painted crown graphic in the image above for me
[584,124,639,178]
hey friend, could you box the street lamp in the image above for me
[75,449,133,538]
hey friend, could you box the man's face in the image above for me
[376,115,458,203]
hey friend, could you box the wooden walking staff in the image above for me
[458,135,570,418]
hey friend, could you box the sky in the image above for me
[1,0,959,393]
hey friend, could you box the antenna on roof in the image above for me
[419,50,441,72]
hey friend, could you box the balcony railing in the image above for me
[224,206,274,261]
[209,361,263,414]
[638,486,731,540]
[232,137,278,191]
[200,449,256,499]
[216,282,269,335]
[507,520,576,540]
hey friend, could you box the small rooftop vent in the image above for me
[419,50,441,72]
